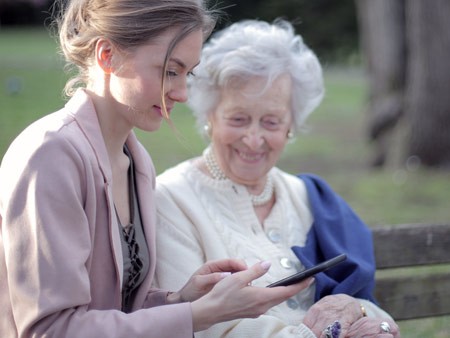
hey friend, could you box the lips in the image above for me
[154,105,173,117]
[237,150,264,162]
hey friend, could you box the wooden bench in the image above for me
[372,223,450,321]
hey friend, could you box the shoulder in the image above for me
[157,159,196,187]
[298,173,330,186]
[2,111,85,170]
[297,173,341,199]
[0,105,106,201]
[271,167,308,199]
[272,170,347,211]
[155,160,196,207]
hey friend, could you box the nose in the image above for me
[242,125,265,150]
[167,79,188,103]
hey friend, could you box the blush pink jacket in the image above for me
[0,90,193,338]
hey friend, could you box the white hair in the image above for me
[187,19,325,136]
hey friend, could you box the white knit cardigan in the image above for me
[154,159,391,338]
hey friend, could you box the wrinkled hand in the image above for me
[302,294,362,337]
[170,259,248,303]
[346,317,400,338]
[191,261,313,332]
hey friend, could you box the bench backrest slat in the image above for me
[372,223,450,269]
[375,271,450,320]
[372,223,450,321]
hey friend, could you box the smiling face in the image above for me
[104,28,203,132]
[209,74,293,189]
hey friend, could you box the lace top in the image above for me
[117,145,150,313]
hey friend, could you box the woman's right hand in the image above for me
[168,258,249,304]
[190,261,313,332]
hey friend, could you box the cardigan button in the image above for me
[267,229,281,243]
[279,257,294,269]
[286,298,299,309]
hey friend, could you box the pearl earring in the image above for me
[287,130,294,139]
[204,122,212,138]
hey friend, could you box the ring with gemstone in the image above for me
[324,320,341,338]
[380,321,391,333]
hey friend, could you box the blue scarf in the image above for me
[291,174,377,303]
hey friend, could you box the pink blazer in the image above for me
[0,90,192,337]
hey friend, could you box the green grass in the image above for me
[1,28,449,336]
[0,28,67,156]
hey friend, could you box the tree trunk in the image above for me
[355,0,406,167]
[404,0,450,168]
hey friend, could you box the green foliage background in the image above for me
[1,28,449,228]
[214,0,359,63]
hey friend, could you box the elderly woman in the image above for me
[154,20,400,338]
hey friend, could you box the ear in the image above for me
[95,39,114,74]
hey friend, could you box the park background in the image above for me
[1,0,449,336]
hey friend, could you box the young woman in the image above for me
[0,2,310,337]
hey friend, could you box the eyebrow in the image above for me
[170,57,200,70]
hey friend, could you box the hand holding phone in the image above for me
[267,254,347,287]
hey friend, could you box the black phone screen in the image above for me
[267,253,347,287]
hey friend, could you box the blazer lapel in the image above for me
[65,90,124,287]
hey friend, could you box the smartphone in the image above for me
[267,253,347,287]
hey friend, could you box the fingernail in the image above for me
[260,261,271,270]
[220,272,231,279]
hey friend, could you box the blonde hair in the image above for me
[53,0,217,102]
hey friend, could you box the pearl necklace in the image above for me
[203,147,274,206]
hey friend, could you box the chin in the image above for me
[140,120,163,132]
[232,172,262,184]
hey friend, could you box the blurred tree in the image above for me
[356,0,450,169]
[0,0,53,26]
[405,1,450,168]
[1,0,359,63]
[215,0,359,63]
[355,0,406,167]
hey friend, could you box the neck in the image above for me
[203,146,274,207]
[87,89,131,160]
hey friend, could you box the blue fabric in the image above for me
[291,173,377,303]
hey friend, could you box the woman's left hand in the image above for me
[346,317,400,338]
[302,294,363,337]
[167,259,248,304]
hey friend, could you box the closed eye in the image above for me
[262,119,281,130]
[227,116,249,127]
[166,70,178,77]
